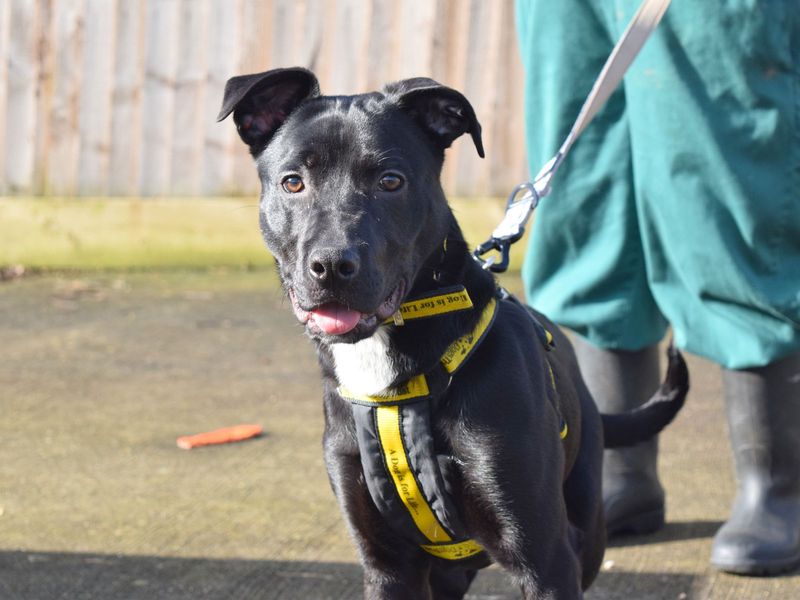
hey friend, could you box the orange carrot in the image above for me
[177,424,263,449]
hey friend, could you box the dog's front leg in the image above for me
[452,412,585,599]
[324,431,433,599]
[464,456,585,599]
[322,386,434,597]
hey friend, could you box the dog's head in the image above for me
[219,68,483,343]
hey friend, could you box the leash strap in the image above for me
[474,0,672,272]
[499,288,568,439]
[554,0,672,169]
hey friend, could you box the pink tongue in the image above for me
[310,303,362,335]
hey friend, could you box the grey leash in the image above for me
[474,0,672,272]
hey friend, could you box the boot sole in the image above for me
[607,507,665,537]
[712,552,800,576]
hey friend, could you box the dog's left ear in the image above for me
[387,78,484,158]
[217,67,320,154]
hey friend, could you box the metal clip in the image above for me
[471,149,565,273]
[471,0,671,274]
[472,183,540,273]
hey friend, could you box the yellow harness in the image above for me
[338,287,563,561]
[340,293,497,404]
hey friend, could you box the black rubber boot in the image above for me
[573,337,665,536]
[711,351,800,575]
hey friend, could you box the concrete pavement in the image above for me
[1,271,797,599]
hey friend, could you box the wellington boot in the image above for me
[573,338,665,536]
[711,352,800,575]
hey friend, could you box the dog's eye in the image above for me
[378,174,404,192]
[282,175,305,194]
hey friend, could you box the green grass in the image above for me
[0,197,529,272]
[0,198,269,270]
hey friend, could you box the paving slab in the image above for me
[1,271,797,599]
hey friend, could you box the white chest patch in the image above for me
[330,327,398,396]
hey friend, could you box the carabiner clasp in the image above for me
[472,183,540,273]
[473,237,512,272]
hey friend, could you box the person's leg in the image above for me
[620,0,800,572]
[622,0,800,369]
[711,352,800,574]
[572,338,664,535]
[516,0,667,353]
[516,0,670,536]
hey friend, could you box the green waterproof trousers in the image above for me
[516,0,800,369]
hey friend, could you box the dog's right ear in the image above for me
[386,78,484,158]
[217,67,319,154]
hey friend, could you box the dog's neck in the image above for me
[328,217,496,396]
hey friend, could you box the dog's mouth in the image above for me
[289,281,406,338]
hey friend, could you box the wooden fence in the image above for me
[0,0,529,198]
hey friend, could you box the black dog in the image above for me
[218,68,688,599]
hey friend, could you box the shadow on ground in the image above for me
[608,520,725,548]
[0,550,701,600]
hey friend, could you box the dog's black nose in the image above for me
[308,248,360,284]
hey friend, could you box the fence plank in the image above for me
[47,0,83,196]
[140,0,179,196]
[33,0,56,195]
[438,0,472,194]
[490,3,528,187]
[473,0,505,196]
[293,0,324,71]
[108,0,145,196]
[238,0,272,75]
[202,0,241,196]
[396,0,436,81]
[328,0,370,94]
[231,0,273,193]
[452,0,491,196]
[309,0,335,94]
[170,0,209,196]
[3,0,40,194]
[363,1,397,92]
[0,0,529,198]
[0,0,11,193]
[430,0,456,84]
[77,0,116,195]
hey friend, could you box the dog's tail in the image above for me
[600,342,689,449]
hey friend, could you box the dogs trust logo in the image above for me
[440,333,475,368]
[386,448,422,516]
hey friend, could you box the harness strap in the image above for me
[440,298,498,375]
[344,296,498,560]
[496,288,566,438]
[339,373,433,406]
[375,405,484,560]
[497,286,555,351]
[383,285,473,326]
[339,298,499,406]
[341,289,566,561]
